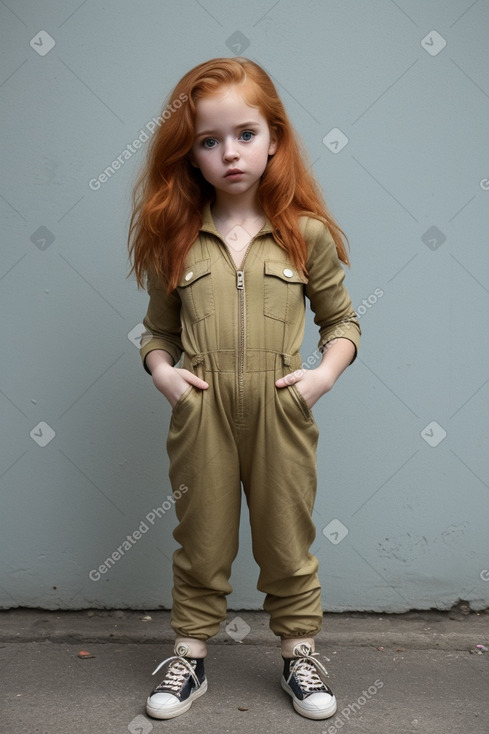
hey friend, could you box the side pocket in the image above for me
[288,384,313,422]
[171,384,195,418]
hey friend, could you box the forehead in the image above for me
[193,85,265,128]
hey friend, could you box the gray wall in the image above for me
[1,0,488,612]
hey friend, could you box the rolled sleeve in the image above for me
[139,273,183,372]
[302,216,361,362]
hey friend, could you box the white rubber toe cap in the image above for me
[146,692,189,718]
[295,691,337,720]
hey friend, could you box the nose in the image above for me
[222,137,239,161]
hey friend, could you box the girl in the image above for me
[128,57,360,721]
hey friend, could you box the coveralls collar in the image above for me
[199,200,274,238]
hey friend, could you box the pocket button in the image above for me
[185,271,193,281]
[283,268,293,278]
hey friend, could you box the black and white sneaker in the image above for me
[281,643,337,720]
[146,654,207,719]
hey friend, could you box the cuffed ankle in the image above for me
[174,636,208,658]
[281,636,315,657]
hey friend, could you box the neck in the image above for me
[211,186,264,223]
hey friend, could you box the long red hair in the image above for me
[128,57,349,291]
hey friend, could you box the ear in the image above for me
[189,153,199,168]
[268,127,278,156]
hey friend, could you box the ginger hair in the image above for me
[128,57,349,291]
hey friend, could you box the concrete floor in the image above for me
[1,609,488,734]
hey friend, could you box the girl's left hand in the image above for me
[276,338,356,408]
[275,367,335,410]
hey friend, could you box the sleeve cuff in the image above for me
[319,322,361,364]
[140,338,182,374]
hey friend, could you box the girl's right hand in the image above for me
[151,361,209,408]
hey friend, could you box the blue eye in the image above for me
[240,130,254,142]
[203,138,217,149]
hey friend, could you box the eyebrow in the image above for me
[195,121,261,138]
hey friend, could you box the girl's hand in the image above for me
[151,362,209,408]
[146,351,209,408]
[275,367,334,409]
[275,338,356,409]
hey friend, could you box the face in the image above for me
[190,86,277,200]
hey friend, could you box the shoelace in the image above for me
[287,644,330,694]
[151,656,200,693]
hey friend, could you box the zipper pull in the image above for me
[236,270,244,290]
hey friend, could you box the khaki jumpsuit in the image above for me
[140,202,361,640]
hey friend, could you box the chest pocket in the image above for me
[263,261,308,323]
[177,259,215,324]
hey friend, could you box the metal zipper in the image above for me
[236,269,245,419]
[216,235,257,423]
[233,240,258,422]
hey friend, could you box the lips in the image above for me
[225,168,244,177]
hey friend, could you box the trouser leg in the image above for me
[240,369,323,639]
[166,380,241,640]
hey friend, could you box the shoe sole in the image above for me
[281,677,337,720]
[146,678,208,720]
